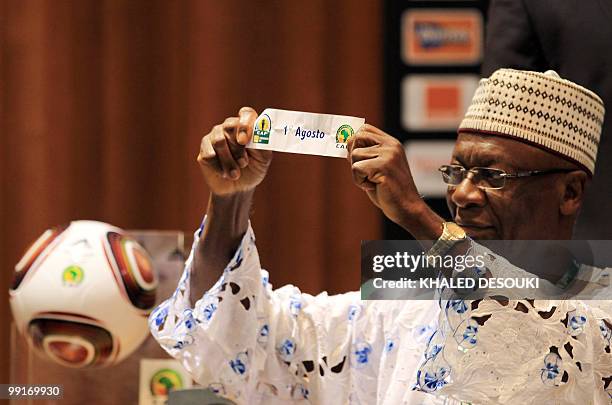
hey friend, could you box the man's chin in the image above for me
[462,227,499,240]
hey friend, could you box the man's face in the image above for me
[446,132,573,240]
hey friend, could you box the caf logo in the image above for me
[62,265,84,286]
[150,368,184,396]
[253,114,272,144]
[336,124,354,144]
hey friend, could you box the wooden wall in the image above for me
[0,0,383,383]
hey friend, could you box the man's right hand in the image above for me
[191,107,271,305]
[197,106,273,195]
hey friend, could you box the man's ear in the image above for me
[560,171,588,216]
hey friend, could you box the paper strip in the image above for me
[246,108,365,158]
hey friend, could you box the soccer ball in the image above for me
[9,220,158,368]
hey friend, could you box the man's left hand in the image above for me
[347,124,431,231]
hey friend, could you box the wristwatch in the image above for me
[426,222,467,260]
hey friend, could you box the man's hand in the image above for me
[347,124,443,240]
[191,107,272,305]
[197,106,272,196]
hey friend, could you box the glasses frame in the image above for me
[438,164,578,190]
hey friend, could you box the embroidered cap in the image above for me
[458,69,605,175]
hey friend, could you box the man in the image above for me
[150,69,612,404]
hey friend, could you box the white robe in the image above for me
[149,220,612,404]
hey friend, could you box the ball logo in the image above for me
[62,265,84,286]
[336,124,354,144]
[150,368,183,397]
[253,114,272,144]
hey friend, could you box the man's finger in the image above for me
[348,124,386,155]
[237,106,258,145]
[223,117,248,168]
[197,135,222,172]
[199,135,216,160]
[349,144,379,166]
[211,125,241,179]
[222,116,240,133]
[352,158,384,190]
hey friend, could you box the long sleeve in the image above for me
[148,219,317,403]
[147,220,443,404]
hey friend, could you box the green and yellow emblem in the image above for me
[150,368,183,396]
[62,265,84,286]
[253,114,272,144]
[336,124,354,144]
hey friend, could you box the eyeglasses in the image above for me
[438,164,577,190]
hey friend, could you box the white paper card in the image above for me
[246,108,365,158]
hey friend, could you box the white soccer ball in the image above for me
[9,220,158,368]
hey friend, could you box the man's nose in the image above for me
[449,172,486,208]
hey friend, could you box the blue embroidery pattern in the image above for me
[257,324,270,345]
[151,305,168,330]
[415,298,471,393]
[416,366,450,392]
[413,324,435,345]
[352,342,373,368]
[348,305,360,321]
[599,320,612,344]
[567,311,587,337]
[289,295,302,317]
[183,309,197,331]
[291,383,309,399]
[541,353,563,386]
[278,338,296,361]
[447,299,468,314]
[474,266,487,276]
[423,330,444,360]
[203,303,217,322]
[230,352,249,376]
[172,334,194,350]
[425,343,443,360]
[385,338,395,353]
[455,319,479,350]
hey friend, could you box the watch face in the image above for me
[446,222,467,240]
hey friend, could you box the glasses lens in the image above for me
[440,165,465,185]
[472,168,505,189]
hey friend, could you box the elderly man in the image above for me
[150,69,612,404]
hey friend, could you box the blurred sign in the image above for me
[404,140,455,197]
[402,9,482,65]
[401,74,479,131]
[140,359,193,405]
[384,0,487,238]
